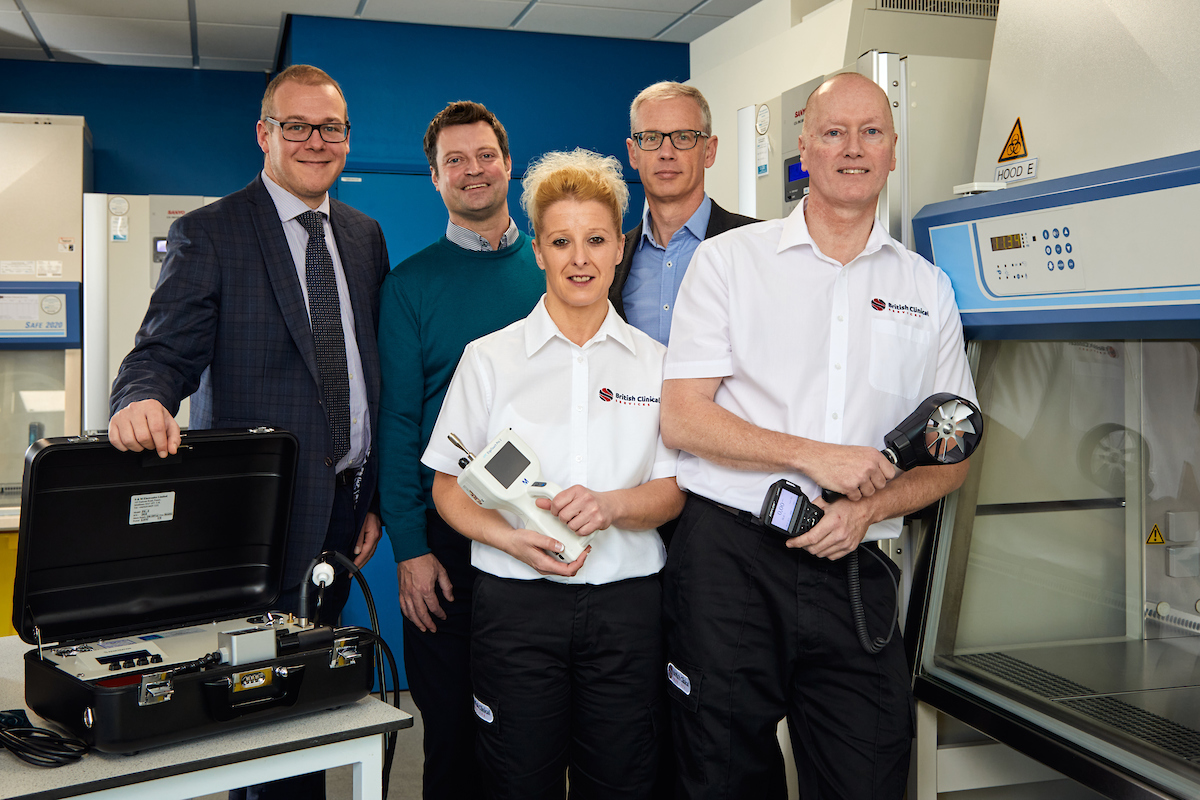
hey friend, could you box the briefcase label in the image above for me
[129,491,176,525]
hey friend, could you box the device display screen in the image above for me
[989,233,1024,252]
[770,487,799,529]
[787,162,809,183]
[484,441,530,489]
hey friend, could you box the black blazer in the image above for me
[111,175,391,587]
[609,199,757,320]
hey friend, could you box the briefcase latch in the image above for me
[330,637,360,669]
[139,672,175,706]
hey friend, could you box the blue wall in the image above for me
[0,60,266,197]
[2,19,687,689]
[286,15,689,177]
[283,17,685,688]
[1,18,687,211]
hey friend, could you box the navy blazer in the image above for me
[608,198,757,321]
[111,175,390,588]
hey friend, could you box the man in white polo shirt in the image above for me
[658,72,978,799]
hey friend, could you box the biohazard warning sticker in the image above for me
[995,118,1037,183]
[999,119,1028,162]
[1147,524,1165,545]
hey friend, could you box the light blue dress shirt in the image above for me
[622,195,712,345]
[446,218,520,251]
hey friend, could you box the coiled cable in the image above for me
[0,720,87,767]
[845,545,901,655]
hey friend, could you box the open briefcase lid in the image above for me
[13,428,298,647]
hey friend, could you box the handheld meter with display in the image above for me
[760,479,823,538]
[449,428,589,562]
[756,393,983,655]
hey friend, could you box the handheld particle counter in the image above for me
[448,428,589,562]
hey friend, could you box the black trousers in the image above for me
[471,573,666,800]
[229,479,358,800]
[663,494,912,800]
[402,509,483,800]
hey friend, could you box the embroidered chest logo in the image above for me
[1070,341,1119,359]
[871,297,928,318]
[598,387,659,406]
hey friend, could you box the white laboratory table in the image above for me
[0,636,412,800]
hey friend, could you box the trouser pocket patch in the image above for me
[474,694,496,724]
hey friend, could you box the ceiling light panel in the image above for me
[546,0,697,11]
[655,13,727,41]
[361,0,527,29]
[22,0,187,21]
[194,0,359,27]
[33,15,190,55]
[514,3,679,39]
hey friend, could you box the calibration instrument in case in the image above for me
[13,429,378,753]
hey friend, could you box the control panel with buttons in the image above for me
[971,211,1087,296]
[915,150,1200,324]
[42,614,303,682]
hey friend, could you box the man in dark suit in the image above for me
[611,81,755,344]
[110,63,387,613]
[108,65,389,799]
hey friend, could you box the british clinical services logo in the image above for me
[871,297,929,317]
[1070,341,1119,359]
[598,387,659,406]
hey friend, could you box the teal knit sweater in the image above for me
[376,234,545,562]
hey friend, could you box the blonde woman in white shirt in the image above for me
[421,148,683,800]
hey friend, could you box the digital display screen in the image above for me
[787,162,809,183]
[770,488,799,529]
[989,233,1024,252]
[484,441,530,489]
[155,238,168,253]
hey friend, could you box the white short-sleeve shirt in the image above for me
[665,200,978,541]
[422,296,675,583]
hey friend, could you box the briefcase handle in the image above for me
[202,664,306,722]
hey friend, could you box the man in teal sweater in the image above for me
[376,101,544,800]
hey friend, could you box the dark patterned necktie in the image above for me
[297,210,350,462]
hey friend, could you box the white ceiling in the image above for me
[0,0,758,72]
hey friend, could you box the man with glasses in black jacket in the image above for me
[611,81,754,346]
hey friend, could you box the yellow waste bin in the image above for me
[1,532,18,637]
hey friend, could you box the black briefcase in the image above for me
[12,428,378,754]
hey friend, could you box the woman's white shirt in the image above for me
[422,296,675,584]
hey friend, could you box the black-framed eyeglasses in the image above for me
[265,117,351,143]
[632,129,709,151]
